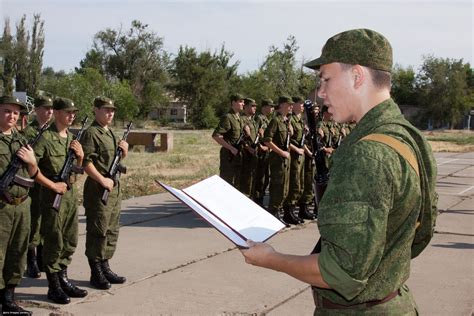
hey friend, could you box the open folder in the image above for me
[156,175,285,248]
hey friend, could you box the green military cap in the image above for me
[0,95,27,111]
[244,98,257,106]
[278,95,294,105]
[53,97,78,111]
[292,96,304,103]
[230,93,244,102]
[94,96,115,109]
[261,98,274,107]
[34,95,53,108]
[304,28,393,72]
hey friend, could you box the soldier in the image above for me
[212,93,245,188]
[251,99,273,206]
[239,98,258,197]
[241,29,438,314]
[0,95,39,314]
[81,96,128,290]
[22,95,54,279]
[282,96,308,224]
[34,97,88,304]
[263,96,294,226]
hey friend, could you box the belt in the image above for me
[314,289,400,309]
[1,193,29,206]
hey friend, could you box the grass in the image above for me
[424,130,474,152]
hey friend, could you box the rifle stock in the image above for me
[101,122,132,205]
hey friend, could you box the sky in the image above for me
[0,0,472,74]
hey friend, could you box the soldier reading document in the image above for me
[157,175,285,248]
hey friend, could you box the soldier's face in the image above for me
[0,104,21,131]
[232,100,244,113]
[35,106,53,124]
[317,63,355,123]
[54,110,77,127]
[95,107,115,126]
[293,102,303,115]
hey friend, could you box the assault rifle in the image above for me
[101,122,132,205]
[229,130,245,162]
[52,116,89,211]
[304,100,329,254]
[282,120,291,151]
[0,123,49,202]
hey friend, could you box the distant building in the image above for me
[149,100,187,123]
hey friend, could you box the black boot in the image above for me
[1,285,31,314]
[89,260,111,290]
[58,267,88,298]
[46,272,70,304]
[283,206,301,225]
[36,243,44,272]
[101,260,126,284]
[268,208,290,227]
[25,248,41,278]
[298,204,315,220]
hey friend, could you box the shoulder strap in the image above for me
[360,133,419,177]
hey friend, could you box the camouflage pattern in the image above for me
[251,112,272,204]
[53,97,78,111]
[0,95,27,111]
[35,123,79,273]
[314,99,437,312]
[212,110,243,187]
[283,113,305,208]
[81,120,122,260]
[94,96,115,109]
[298,148,316,206]
[34,95,53,108]
[21,119,43,249]
[239,115,258,196]
[304,29,393,72]
[262,112,290,211]
[0,132,31,288]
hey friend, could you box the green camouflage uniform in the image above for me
[0,131,31,289]
[263,112,290,211]
[313,99,437,315]
[35,124,79,273]
[251,112,271,204]
[81,121,122,261]
[212,110,243,188]
[283,114,305,208]
[239,115,258,196]
[21,120,43,249]
[298,136,316,207]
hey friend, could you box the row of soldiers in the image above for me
[212,94,354,227]
[0,95,128,314]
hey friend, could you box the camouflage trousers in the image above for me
[251,151,270,203]
[0,198,31,288]
[283,151,305,208]
[219,147,242,189]
[313,285,418,315]
[240,149,257,197]
[28,184,42,249]
[298,153,316,206]
[268,152,290,210]
[84,177,122,261]
[40,187,78,273]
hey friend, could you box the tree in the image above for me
[14,15,29,92]
[416,56,473,128]
[27,14,45,96]
[78,20,170,117]
[169,45,239,128]
[0,18,14,95]
[391,64,417,105]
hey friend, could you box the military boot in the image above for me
[89,260,111,290]
[58,267,88,297]
[46,272,70,304]
[1,285,32,314]
[268,208,290,227]
[298,204,315,220]
[25,248,41,278]
[283,206,300,225]
[101,260,126,284]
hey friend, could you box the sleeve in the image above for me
[317,143,395,300]
[34,136,46,162]
[262,118,277,143]
[80,129,97,167]
[212,115,231,137]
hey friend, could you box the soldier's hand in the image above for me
[16,145,37,166]
[119,140,129,158]
[240,240,276,267]
[230,146,238,156]
[70,140,84,160]
[51,182,68,194]
[281,151,290,159]
[101,177,115,191]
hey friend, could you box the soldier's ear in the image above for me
[351,65,365,89]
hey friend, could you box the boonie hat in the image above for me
[0,95,27,111]
[304,28,393,72]
[94,96,115,109]
[53,97,78,111]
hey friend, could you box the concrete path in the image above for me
[18,152,474,315]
